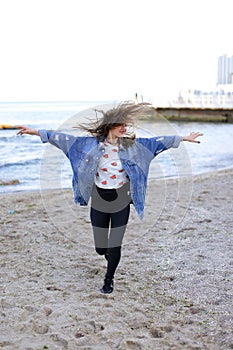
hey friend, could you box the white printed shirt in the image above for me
[95,141,129,189]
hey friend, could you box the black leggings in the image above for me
[90,184,131,279]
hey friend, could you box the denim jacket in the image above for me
[39,130,182,218]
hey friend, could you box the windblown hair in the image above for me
[77,102,152,142]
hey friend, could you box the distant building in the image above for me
[167,54,233,108]
[217,54,233,85]
[174,88,233,108]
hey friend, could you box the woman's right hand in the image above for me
[16,126,40,136]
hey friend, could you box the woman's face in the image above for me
[108,124,127,138]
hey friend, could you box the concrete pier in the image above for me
[154,107,233,123]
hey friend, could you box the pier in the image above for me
[153,107,233,123]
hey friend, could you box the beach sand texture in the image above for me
[1,169,233,349]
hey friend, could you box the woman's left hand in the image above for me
[182,132,203,143]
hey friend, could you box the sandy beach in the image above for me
[1,168,233,349]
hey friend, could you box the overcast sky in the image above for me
[0,0,232,103]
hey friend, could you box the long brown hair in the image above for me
[77,102,152,141]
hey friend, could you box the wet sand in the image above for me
[0,168,233,349]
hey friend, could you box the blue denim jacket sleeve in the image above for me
[38,129,78,156]
[137,135,182,158]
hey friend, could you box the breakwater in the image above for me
[154,107,233,123]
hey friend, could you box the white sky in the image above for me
[0,0,232,103]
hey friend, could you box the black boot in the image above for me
[101,277,114,294]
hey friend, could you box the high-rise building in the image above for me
[217,54,233,85]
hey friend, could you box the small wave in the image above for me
[0,158,41,169]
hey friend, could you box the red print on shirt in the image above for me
[101,180,107,185]
[111,162,117,166]
[101,168,108,172]
[110,175,116,179]
[103,154,108,158]
[118,169,124,173]
[112,149,118,152]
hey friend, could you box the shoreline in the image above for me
[1,165,233,196]
[1,168,233,349]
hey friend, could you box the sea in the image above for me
[1,101,233,193]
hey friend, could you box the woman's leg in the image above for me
[102,204,130,293]
[90,207,110,256]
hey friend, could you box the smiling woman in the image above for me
[16,101,203,294]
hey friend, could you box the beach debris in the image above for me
[46,285,63,291]
[118,338,144,349]
[0,179,20,186]
[32,323,49,334]
[7,210,15,215]
[43,306,53,316]
[50,334,68,347]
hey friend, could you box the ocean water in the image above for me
[1,101,233,193]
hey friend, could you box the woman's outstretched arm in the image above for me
[16,126,39,136]
[17,125,78,157]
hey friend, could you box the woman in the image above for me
[17,102,202,294]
